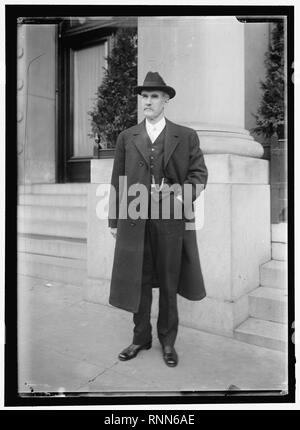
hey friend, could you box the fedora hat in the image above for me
[135,71,176,99]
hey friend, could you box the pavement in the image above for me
[18,274,288,396]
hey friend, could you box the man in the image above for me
[108,72,208,367]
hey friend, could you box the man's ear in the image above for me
[163,92,170,103]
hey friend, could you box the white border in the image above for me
[0,0,298,411]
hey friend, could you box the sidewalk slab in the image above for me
[108,325,287,392]
[77,367,157,394]
[18,275,288,395]
[18,339,106,393]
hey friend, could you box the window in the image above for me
[73,41,107,157]
[58,17,137,182]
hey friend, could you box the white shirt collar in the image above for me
[145,117,166,132]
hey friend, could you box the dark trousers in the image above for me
[132,218,185,347]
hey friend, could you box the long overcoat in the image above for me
[108,118,208,313]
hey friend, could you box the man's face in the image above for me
[141,90,169,121]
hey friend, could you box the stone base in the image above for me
[84,277,111,304]
[197,182,271,302]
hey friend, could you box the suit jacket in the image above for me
[108,118,208,313]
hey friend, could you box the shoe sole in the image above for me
[164,361,178,367]
[163,357,178,367]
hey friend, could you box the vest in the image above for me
[146,126,166,186]
[145,127,169,219]
[145,126,183,220]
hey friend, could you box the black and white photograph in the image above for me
[3,2,296,407]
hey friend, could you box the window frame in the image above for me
[57,22,116,182]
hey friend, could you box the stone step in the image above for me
[260,260,287,290]
[249,287,287,324]
[18,194,87,207]
[234,317,287,352]
[18,235,87,260]
[18,218,87,239]
[272,242,287,261]
[19,183,88,195]
[18,252,86,286]
[18,205,87,223]
[271,223,287,244]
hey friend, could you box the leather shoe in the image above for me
[118,341,152,361]
[162,345,178,367]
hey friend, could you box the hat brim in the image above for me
[134,85,176,99]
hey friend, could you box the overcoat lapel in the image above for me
[164,119,180,168]
[132,121,150,166]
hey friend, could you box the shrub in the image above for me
[253,21,286,139]
[89,27,137,148]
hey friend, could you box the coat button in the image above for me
[139,161,144,167]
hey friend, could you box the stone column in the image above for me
[138,16,263,158]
